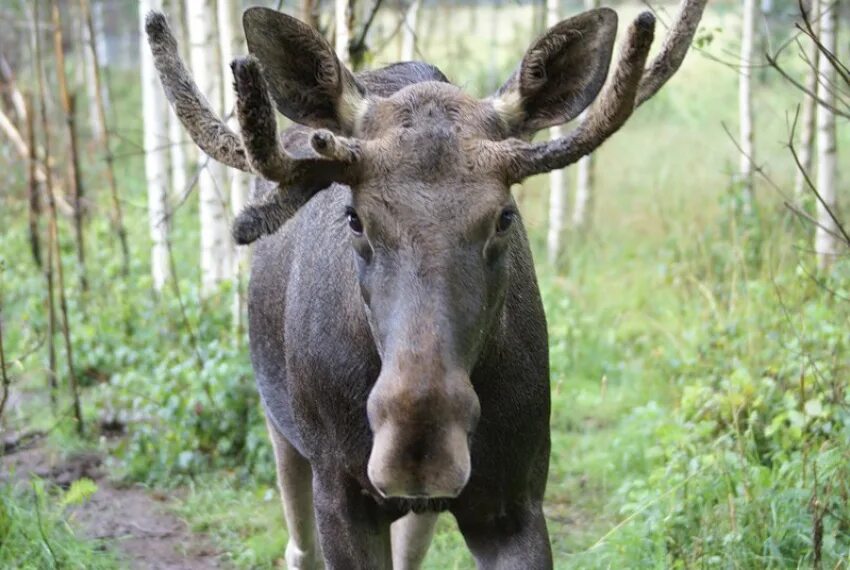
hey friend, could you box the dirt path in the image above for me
[1,443,225,569]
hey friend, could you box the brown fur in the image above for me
[144,4,707,568]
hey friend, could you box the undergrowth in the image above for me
[0,478,116,569]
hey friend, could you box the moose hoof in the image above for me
[285,540,322,570]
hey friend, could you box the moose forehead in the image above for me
[355,82,511,185]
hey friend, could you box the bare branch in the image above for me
[0,99,75,216]
[0,52,28,126]
[766,52,850,119]
[352,0,385,56]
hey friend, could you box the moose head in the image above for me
[146,1,705,501]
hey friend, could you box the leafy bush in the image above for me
[85,283,275,486]
[0,479,117,570]
[570,258,850,568]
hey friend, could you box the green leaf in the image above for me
[61,478,99,508]
[804,398,824,418]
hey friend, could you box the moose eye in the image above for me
[496,208,516,234]
[346,207,364,235]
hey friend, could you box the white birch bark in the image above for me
[573,148,593,231]
[572,0,600,232]
[168,101,187,196]
[140,0,171,290]
[738,0,757,211]
[82,2,103,141]
[335,0,351,65]
[795,0,820,200]
[92,1,110,115]
[545,0,565,265]
[401,0,420,61]
[218,0,251,330]
[814,1,839,271]
[165,0,187,198]
[188,0,233,294]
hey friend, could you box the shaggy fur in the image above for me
[144,4,707,567]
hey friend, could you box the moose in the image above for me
[146,1,706,567]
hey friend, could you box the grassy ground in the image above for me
[0,478,117,570]
[1,1,849,568]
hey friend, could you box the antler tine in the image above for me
[498,0,708,182]
[636,0,709,106]
[231,56,362,187]
[501,11,656,181]
[144,11,250,172]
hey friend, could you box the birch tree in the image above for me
[401,0,420,61]
[187,0,233,294]
[80,0,129,274]
[165,0,187,201]
[814,1,839,270]
[794,0,820,200]
[140,0,171,290]
[52,0,87,292]
[81,1,102,142]
[572,0,600,232]
[546,0,565,264]
[301,0,320,29]
[335,0,351,66]
[738,0,757,210]
[92,2,110,115]
[218,0,251,330]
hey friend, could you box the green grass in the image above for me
[0,479,118,570]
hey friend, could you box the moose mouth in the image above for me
[376,494,454,514]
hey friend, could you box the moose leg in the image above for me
[391,512,438,569]
[311,473,393,570]
[266,418,322,570]
[456,502,552,570]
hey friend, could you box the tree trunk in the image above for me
[188,0,233,295]
[141,0,171,291]
[0,53,28,126]
[795,0,820,200]
[401,0,420,61]
[25,95,43,270]
[163,0,188,200]
[80,0,129,275]
[218,0,251,333]
[335,0,351,65]
[545,0,565,265]
[80,2,102,141]
[738,0,757,211]
[534,0,547,35]
[36,0,83,432]
[301,0,320,29]
[572,0,600,233]
[814,1,839,271]
[52,0,88,292]
[92,1,110,114]
[28,5,57,410]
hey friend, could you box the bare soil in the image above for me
[1,442,226,569]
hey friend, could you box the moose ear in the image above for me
[490,8,618,136]
[242,7,367,134]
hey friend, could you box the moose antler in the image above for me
[145,12,250,171]
[497,0,708,183]
[230,56,362,187]
[144,12,360,186]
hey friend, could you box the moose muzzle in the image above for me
[366,366,480,499]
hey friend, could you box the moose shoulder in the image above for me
[146,1,707,567]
